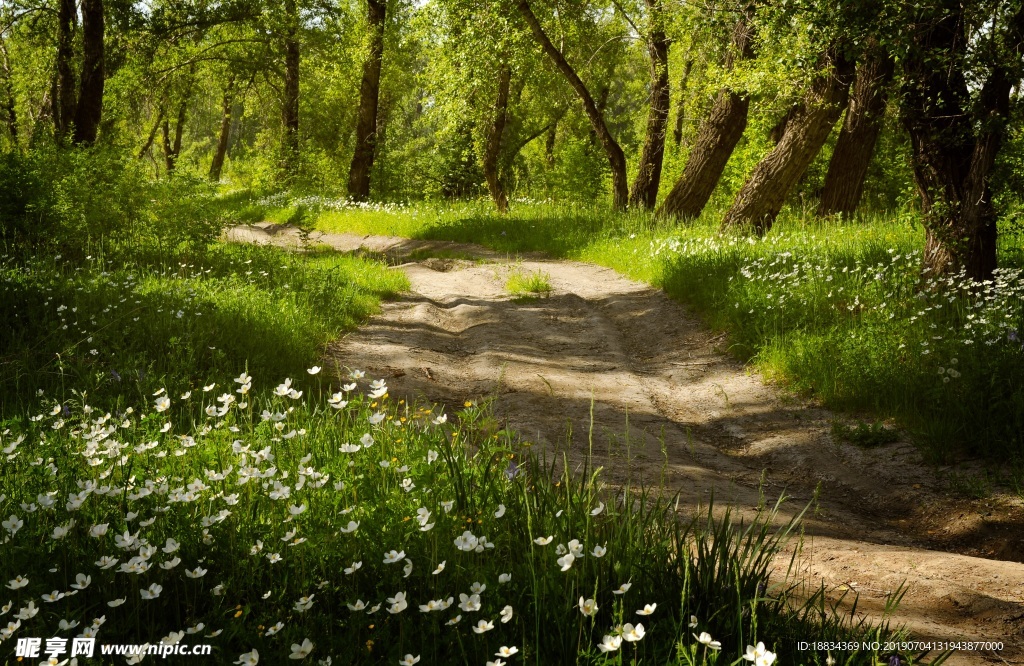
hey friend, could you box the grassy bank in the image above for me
[0,243,408,416]
[240,194,1024,463]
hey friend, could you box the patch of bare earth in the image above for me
[228,223,1024,665]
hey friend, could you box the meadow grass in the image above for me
[0,243,407,416]
[0,364,911,666]
[248,195,1024,464]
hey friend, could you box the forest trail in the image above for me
[228,223,1024,665]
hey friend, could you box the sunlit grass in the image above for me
[505,268,552,298]
[0,243,407,415]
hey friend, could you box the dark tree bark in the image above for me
[628,0,671,210]
[817,52,894,216]
[588,82,611,148]
[721,50,854,234]
[161,117,173,171]
[162,93,189,174]
[54,0,77,139]
[899,2,1024,281]
[347,0,387,200]
[482,64,512,213]
[0,39,18,144]
[72,0,104,145]
[209,75,236,181]
[281,0,300,171]
[517,0,628,210]
[672,57,693,147]
[769,104,800,145]
[656,11,755,222]
[544,121,556,166]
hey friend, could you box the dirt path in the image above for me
[229,223,1024,665]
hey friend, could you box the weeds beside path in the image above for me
[229,222,1024,666]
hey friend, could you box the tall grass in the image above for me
[0,243,407,416]
[0,366,913,665]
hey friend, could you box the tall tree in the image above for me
[817,49,894,216]
[482,63,512,212]
[0,37,18,144]
[71,0,104,144]
[138,103,164,160]
[347,0,387,200]
[898,0,1024,281]
[721,49,854,234]
[54,0,77,138]
[281,0,300,170]
[516,0,629,209]
[209,74,237,182]
[628,0,671,210]
[671,56,693,147]
[161,92,191,173]
[656,8,755,222]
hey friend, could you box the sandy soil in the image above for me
[228,223,1024,665]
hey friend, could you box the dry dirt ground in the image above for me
[228,223,1024,665]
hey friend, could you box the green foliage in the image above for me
[0,244,407,416]
[0,145,224,259]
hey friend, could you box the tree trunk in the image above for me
[656,11,755,222]
[588,83,610,147]
[0,39,18,144]
[672,57,693,147]
[161,88,190,174]
[138,104,164,159]
[347,0,387,200]
[899,2,1023,281]
[54,0,77,139]
[209,75,236,181]
[161,118,174,172]
[171,97,186,160]
[544,114,560,166]
[767,105,800,145]
[721,51,854,234]
[72,0,104,145]
[281,0,300,171]
[628,0,671,210]
[482,64,511,213]
[517,0,628,210]
[817,52,894,216]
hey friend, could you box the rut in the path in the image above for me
[228,223,1024,666]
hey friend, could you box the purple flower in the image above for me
[1009,330,1019,343]
[111,370,121,381]
[504,460,521,480]
[61,404,71,417]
